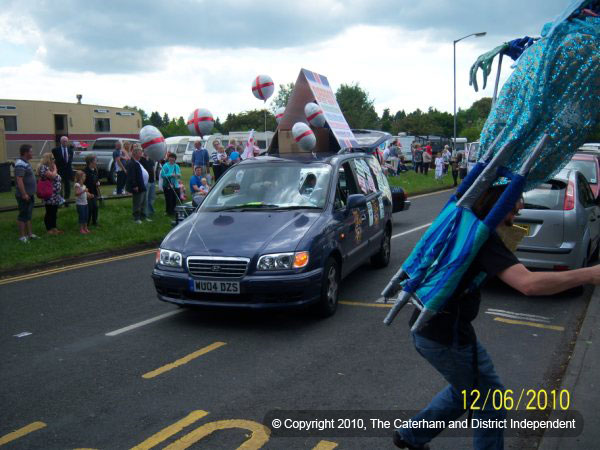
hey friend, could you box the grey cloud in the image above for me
[11,0,569,73]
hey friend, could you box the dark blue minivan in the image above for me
[152,153,409,316]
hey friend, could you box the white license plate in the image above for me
[194,280,240,294]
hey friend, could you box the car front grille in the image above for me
[187,256,250,279]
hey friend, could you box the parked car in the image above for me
[153,152,409,316]
[72,137,140,183]
[564,152,600,199]
[514,169,600,270]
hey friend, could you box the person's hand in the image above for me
[133,187,138,192]
[469,43,508,92]
[23,193,30,201]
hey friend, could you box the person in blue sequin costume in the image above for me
[474,1,600,191]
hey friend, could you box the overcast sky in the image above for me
[0,0,568,123]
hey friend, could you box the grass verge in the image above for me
[0,166,455,274]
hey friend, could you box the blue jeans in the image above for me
[398,333,505,450]
[76,204,88,225]
[146,181,156,217]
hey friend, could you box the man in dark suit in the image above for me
[52,135,74,204]
[126,146,149,223]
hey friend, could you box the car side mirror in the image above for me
[347,194,367,210]
[391,187,406,213]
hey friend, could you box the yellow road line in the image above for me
[494,317,564,331]
[163,419,270,450]
[131,410,208,450]
[142,342,227,379]
[0,249,156,286]
[340,301,392,308]
[0,421,46,446]
[313,441,339,450]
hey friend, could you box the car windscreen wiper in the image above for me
[269,205,322,210]
[211,203,280,212]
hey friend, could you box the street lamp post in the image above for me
[453,31,486,152]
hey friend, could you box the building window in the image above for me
[0,115,17,131]
[94,118,111,132]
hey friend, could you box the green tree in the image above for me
[214,117,224,134]
[335,83,379,129]
[149,111,163,128]
[270,82,295,112]
[380,108,392,132]
[222,109,277,134]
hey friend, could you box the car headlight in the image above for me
[257,251,309,271]
[156,249,183,268]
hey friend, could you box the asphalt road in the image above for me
[0,189,592,449]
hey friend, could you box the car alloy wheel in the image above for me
[327,265,338,307]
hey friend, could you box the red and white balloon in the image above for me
[187,108,214,137]
[140,125,166,161]
[292,122,316,151]
[304,102,325,128]
[251,74,274,101]
[275,106,285,125]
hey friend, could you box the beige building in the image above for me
[0,99,142,160]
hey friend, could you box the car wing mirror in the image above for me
[391,187,406,213]
[347,194,367,210]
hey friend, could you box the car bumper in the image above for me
[516,242,580,270]
[152,267,323,309]
[402,200,411,211]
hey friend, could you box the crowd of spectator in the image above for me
[13,134,462,242]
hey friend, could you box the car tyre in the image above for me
[313,257,340,318]
[371,226,391,268]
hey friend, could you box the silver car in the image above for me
[515,169,600,270]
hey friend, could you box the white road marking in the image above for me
[14,332,32,338]
[106,310,183,336]
[485,309,551,323]
[392,222,432,240]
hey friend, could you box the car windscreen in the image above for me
[92,140,117,150]
[200,163,332,211]
[564,159,597,184]
[522,180,566,210]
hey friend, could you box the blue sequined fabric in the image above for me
[478,15,600,191]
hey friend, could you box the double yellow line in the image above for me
[0,249,156,286]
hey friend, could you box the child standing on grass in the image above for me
[435,155,444,180]
[74,171,90,234]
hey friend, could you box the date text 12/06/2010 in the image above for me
[462,389,570,411]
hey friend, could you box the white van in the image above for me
[164,136,190,162]
[225,131,274,154]
[451,137,468,152]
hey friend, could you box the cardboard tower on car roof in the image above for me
[268,69,359,155]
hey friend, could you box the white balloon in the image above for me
[304,102,326,128]
[251,74,274,101]
[292,122,316,151]
[187,108,214,137]
[139,125,166,161]
[275,106,285,125]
